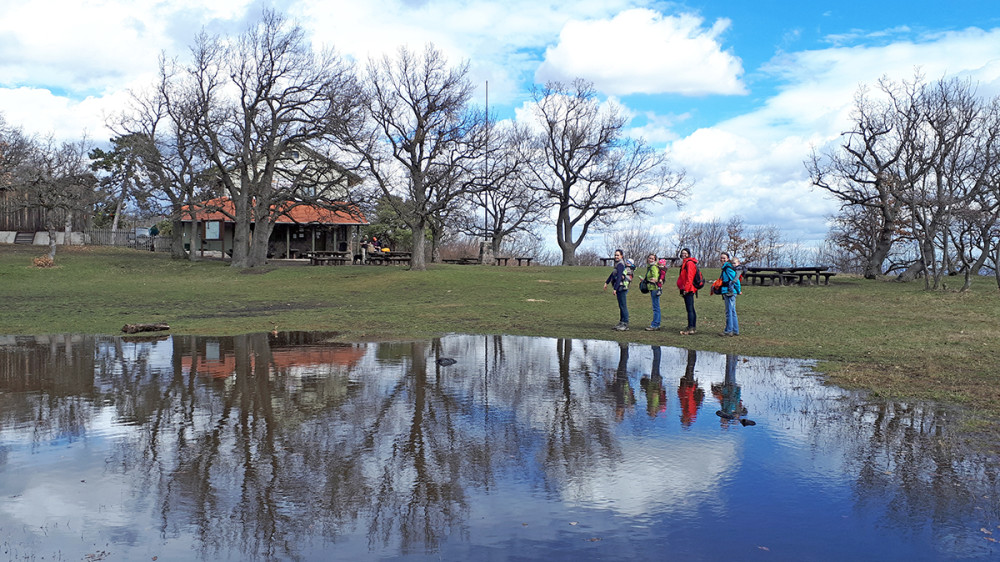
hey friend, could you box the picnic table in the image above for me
[369,251,412,266]
[443,257,479,265]
[304,251,350,266]
[743,266,836,286]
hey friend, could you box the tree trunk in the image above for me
[170,219,186,259]
[863,206,899,279]
[896,259,925,282]
[410,221,427,270]
[46,227,57,261]
[247,220,275,268]
[556,205,583,265]
[229,188,252,268]
[64,215,74,245]
[188,220,202,262]
[480,238,495,265]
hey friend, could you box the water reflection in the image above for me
[0,333,997,561]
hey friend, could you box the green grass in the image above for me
[3,244,999,418]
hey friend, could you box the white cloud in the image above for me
[536,9,746,96]
[297,0,644,108]
[650,27,1000,248]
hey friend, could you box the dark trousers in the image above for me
[683,292,696,329]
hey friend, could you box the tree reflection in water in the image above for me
[0,333,997,560]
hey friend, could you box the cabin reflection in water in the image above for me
[0,333,996,561]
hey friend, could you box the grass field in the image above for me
[2,244,999,421]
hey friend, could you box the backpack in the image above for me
[692,266,705,290]
[623,259,635,289]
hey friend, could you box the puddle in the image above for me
[0,333,997,560]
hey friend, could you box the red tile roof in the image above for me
[181,197,367,225]
[182,345,367,379]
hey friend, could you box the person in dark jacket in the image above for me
[603,249,630,331]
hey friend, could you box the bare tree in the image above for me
[337,44,482,271]
[111,58,221,261]
[10,137,97,261]
[674,217,726,264]
[524,79,688,265]
[0,114,33,191]
[809,76,928,279]
[463,121,551,260]
[604,224,670,263]
[899,77,999,289]
[159,11,364,268]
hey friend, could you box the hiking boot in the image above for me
[644,326,660,331]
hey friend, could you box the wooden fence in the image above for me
[83,228,155,251]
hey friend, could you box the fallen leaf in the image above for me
[982,528,993,535]
[985,537,998,543]
[758,546,770,551]
[585,537,602,542]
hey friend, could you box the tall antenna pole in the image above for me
[484,80,489,242]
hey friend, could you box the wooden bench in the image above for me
[515,256,533,266]
[443,257,479,265]
[305,251,349,266]
[14,232,35,245]
[744,272,782,286]
[310,255,348,266]
[495,256,510,266]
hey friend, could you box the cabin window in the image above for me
[204,221,221,240]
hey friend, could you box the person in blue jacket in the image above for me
[718,252,741,336]
[603,249,631,331]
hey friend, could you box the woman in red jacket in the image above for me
[676,248,698,334]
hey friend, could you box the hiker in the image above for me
[718,251,741,336]
[639,346,666,417]
[677,348,704,428]
[609,342,635,422]
[642,253,666,331]
[713,353,749,423]
[603,249,631,331]
[676,248,699,335]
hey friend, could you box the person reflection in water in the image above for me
[610,342,636,421]
[712,353,750,425]
[639,346,667,418]
[677,349,704,428]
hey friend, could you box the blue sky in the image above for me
[2,0,999,252]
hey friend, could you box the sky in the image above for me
[2,0,1000,252]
